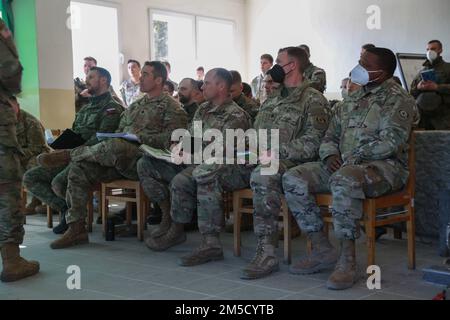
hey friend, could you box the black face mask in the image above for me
[267,64,286,84]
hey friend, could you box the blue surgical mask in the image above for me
[350,64,383,86]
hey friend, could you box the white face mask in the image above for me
[427,50,438,63]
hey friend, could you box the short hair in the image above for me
[181,78,199,90]
[144,61,168,83]
[229,70,242,85]
[298,44,310,57]
[279,46,310,73]
[196,80,204,92]
[260,54,274,64]
[127,59,141,68]
[211,68,233,90]
[162,61,171,71]
[428,40,443,49]
[365,47,397,76]
[196,66,204,72]
[242,82,252,97]
[164,80,175,93]
[362,43,376,50]
[84,56,97,65]
[90,67,111,86]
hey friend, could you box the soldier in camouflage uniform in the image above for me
[299,45,327,93]
[0,18,40,282]
[410,40,450,130]
[178,78,201,125]
[144,69,252,267]
[119,59,144,108]
[40,61,187,249]
[23,67,124,234]
[282,48,416,290]
[230,70,259,122]
[241,47,330,280]
[13,97,51,214]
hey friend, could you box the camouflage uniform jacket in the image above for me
[320,78,416,184]
[72,91,124,146]
[304,62,327,93]
[254,80,330,164]
[119,93,188,150]
[234,93,259,123]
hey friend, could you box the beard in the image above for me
[179,95,190,104]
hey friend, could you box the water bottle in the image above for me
[106,219,115,241]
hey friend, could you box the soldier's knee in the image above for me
[330,166,363,191]
[250,167,279,189]
[282,169,308,195]
[171,172,194,193]
[137,157,154,178]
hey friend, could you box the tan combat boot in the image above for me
[50,220,89,249]
[1,244,40,282]
[145,222,186,252]
[37,150,71,168]
[289,231,337,275]
[24,197,42,216]
[241,235,279,280]
[326,239,358,290]
[150,199,172,238]
[178,233,224,266]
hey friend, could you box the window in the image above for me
[70,1,121,89]
[150,9,238,83]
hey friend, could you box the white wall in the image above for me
[112,0,247,84]
[246,0,450,97]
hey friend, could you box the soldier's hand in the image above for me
[326,155,342,173]
[80,89,91,98]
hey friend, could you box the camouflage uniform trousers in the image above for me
[250,160,297,238]
[0,146,24,246]
[137,156,186,204]
[282,161,405,240]
[66,138,142,224]
[171,164,252,235]
[22,165,69,212]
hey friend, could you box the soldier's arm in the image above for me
[310,69,327,93]
[20,116,49,162]
[354,97,415,161]
[140,104,188,150]
[410,73,422,98]
[280,96,330,163]
[319,103,342,162]
[85,104,124,146]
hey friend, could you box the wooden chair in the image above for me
[312,132,416,270]
[101,180,149,241]
[233,189,293,264]
[46,187,100,233]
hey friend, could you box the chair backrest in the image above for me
[405,131,416,197]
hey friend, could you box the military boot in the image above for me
[178,233,224,266]
[326,239,358,290]
[289,231,337,275]
[241,235,279,280]
[24,197,42,216]
[150,199,172,238]
[1,244,40,282]
[53,208,68,235]
[145,222,186,252]
[37,149,71,168]
[50,220,89,249]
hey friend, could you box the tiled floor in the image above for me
[0,214,447,300]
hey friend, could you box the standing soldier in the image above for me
[0,18,40,282]
[282,48,416,290]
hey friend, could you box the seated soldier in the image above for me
[240,47,330,280]
[11,97,51,215]
[298,44,327,93]
[142,68,252,268]
[282,47,416,291]
[38,61,188,249]
[24,67,124,234]
[230,70,259,122]
[410,40,450,130]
